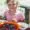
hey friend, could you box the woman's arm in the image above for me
[4,12,7,20]
[16,13,25,22]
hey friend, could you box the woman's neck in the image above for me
[9,10,16,15]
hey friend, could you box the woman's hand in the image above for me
[12,17,17,22]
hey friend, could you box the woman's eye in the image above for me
[8,4,11,6]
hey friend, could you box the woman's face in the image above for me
[8,0,17,12]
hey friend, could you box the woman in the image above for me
[4,0,25,22]
[4,0,25,30]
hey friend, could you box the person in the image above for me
[4,0,25,30]
[4,0,25,22]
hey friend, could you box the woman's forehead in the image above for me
[8,0,17,4]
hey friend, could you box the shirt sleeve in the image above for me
[16,12,25,22]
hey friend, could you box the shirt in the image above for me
[4,10,25,22]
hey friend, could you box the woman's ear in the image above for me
[16,2,18,6]
[16,2,18,8]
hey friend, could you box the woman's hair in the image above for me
[7,0,10,3]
